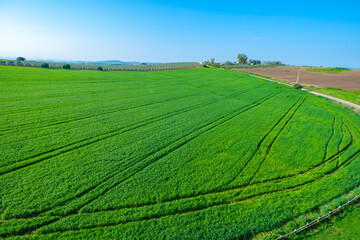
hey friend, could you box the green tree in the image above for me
[63,64,71,69]
[210,58,215,64]
[16,57,25,61]
[41,63,49,68]
[97,66,103,71]
[237,54,248,65]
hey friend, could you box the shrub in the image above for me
[41,63,49,68]
[63,64,71,69]
[97,66,103,71]
[293,83,303,89]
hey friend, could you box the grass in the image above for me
[0,59,13,63]
[305,86,360,105]
[297,204,360,239]
[1,66,360,239]
[307,67,351,74]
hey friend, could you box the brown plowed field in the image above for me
[237,66,360,91]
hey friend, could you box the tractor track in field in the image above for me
[0,86,256,172]
[0,84,189,117]
[45,91,281,216]
[0,81,186,104]
[78,110,357,215]
[337,122,344,168]
[323,116,336,162]
[30,149,360,237]
[0,96,217,175]
[3,183,311,238]
[221,96,305,187]
[5,146,360,239]
[34,184,312,236]
[0,83,261,135]
[3,87,360,238]
[2,70,360,239]
[4,93,359,224]
[4,142,360,238]
[247,97,307,185]
[0,88,198,134]
[0,93,197,136]
[1,90,280,219]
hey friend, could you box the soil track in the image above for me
[237,66,360,91]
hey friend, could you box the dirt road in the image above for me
[244,73,360,113]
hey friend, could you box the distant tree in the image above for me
[224,61,231,65]
[274,61,282,66]
[210,58,215,64]
[97,66,103,71]
[237,54,248,65]
[63,64,71,69]
[16,57,25,61]
[141,63,147,65]
[250,59,261,65]
[41,63,49,68]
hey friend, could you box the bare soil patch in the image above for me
[237,66,360,91]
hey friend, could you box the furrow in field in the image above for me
[0,89,275,218]
[0,87,196,133]
[0,97,220,175]
[323,116,336,162]
[1,85,257,170]
[0,84,187,117]
[222,97,304,187]
[73,143,360,216]
[0,82,257,135]
[9,147,360,237]
[247,98,307,184]
[0,81,184,104]
[0,86,253,169]
[37,144,360,237]
[0,93,196,136]
[33,184,311,236]
[6,132,359,232]
[55,91,281,216]
[337,122,344,168]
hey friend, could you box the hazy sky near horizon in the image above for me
[0,0,359,67]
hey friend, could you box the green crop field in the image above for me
[1,66,360,239]
[307,67,351,74]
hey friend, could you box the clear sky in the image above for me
[0,0,359,67]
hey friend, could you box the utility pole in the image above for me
[296,70,300,83]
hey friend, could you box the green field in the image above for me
[1,60,201,71]
[1,66,360,239]
[305,86,360,106]
[307,67,351,74]
[301,204,360,239]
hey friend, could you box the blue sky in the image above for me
[0,0,359,67]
